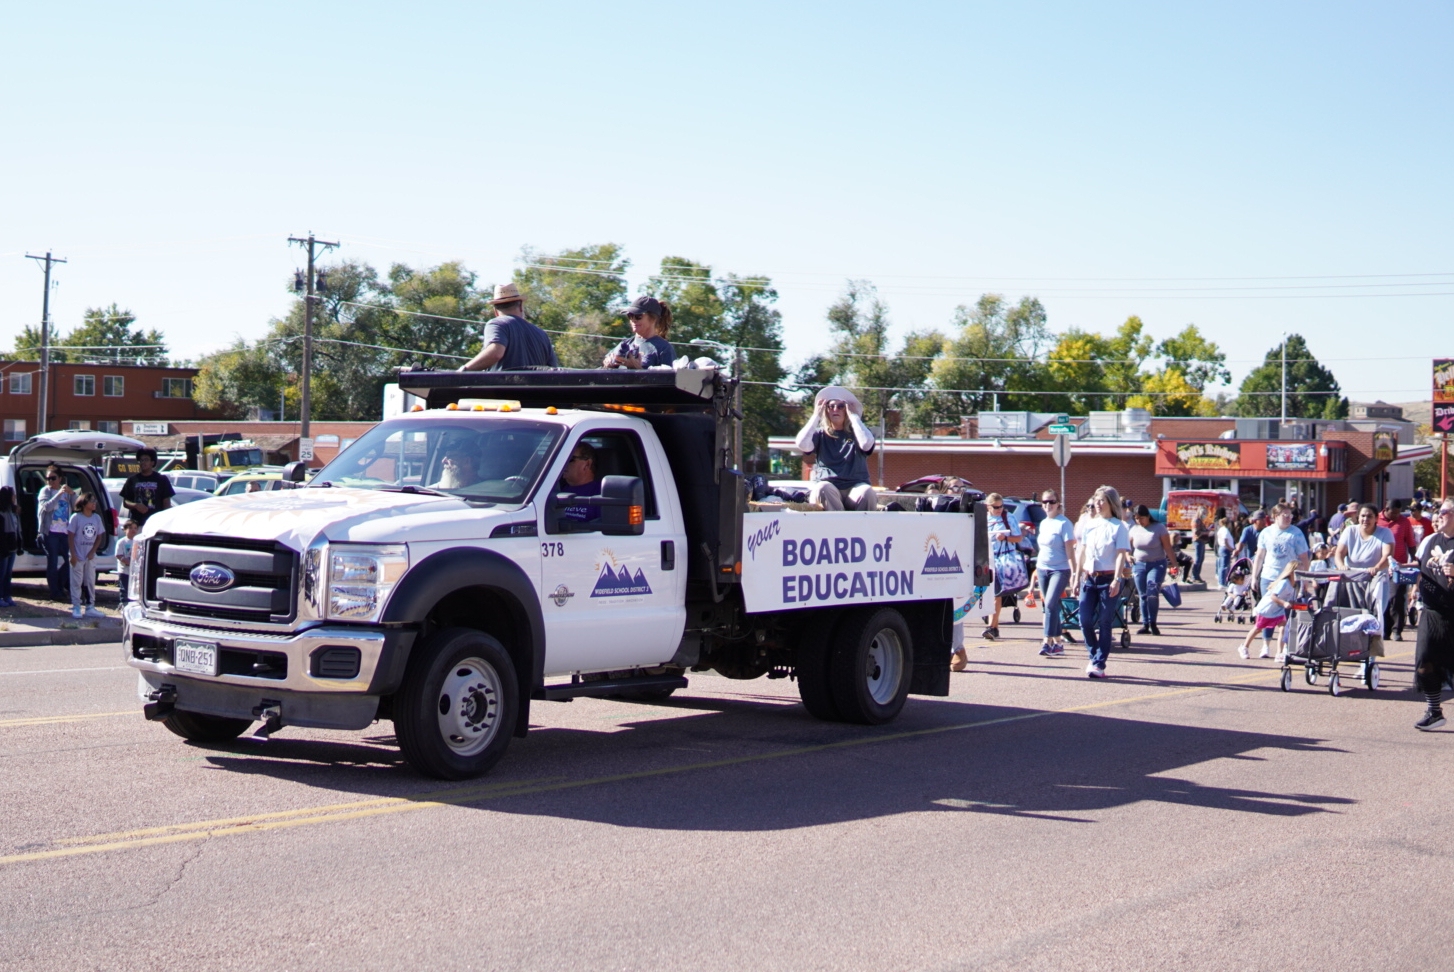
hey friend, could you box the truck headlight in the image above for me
[325,544,408,623]
[129,538,148,601]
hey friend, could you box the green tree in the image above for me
[1126,367,1219,416]
[717,274,789,468]
[14,303,169,365]
[193,339,288,419]
[920,294,1051,420]
[513,244,629,369]
[1234,334,1346,418]
[1156,324,1229,390]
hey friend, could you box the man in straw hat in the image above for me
[793,386,878,511]
[460,282,560,372]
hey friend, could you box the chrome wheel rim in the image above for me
[865,628,904,706]
[436,656,503,757]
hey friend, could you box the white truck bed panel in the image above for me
[740,510,974,614]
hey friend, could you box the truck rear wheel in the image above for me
[829,607,912,725]
[161,710,254,743]
[395,628,518,780]
[794,614,841,721]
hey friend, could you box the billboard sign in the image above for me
[1266,442,1317,471]
[1174,442,1240,470]
[1435,359,1454,404]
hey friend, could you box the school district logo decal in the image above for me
[921,536,963,575]
[590,564,652,597]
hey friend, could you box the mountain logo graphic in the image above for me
[922,544,964,575]
[590,563,653,597]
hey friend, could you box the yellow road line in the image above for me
[3,651,1416,866]
[0,710,135,728]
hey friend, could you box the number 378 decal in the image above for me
[541,541,565,557]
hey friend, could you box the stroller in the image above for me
[1058,587,1133,650]
[1282,570,1384,696]
[1214,558,1254,623]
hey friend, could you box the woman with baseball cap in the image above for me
[603,296,676,369]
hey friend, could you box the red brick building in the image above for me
[770,410,1427,510]
[0,360,215,447]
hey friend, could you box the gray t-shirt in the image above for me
[808,429,870,489]
[610,335,675,368]
[68,511,106,560]
[1129,521,1170,563]
[480,315,559,371]
[1339,524,1393,570]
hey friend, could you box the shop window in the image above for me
[97,420,121,434]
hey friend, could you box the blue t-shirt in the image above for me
[480,315,560,371]
[560,479,602,522]
[1035,515,1076,571]
[1257,525,1310,583]
[1256,578,1294,618]
[609,335,675,368]
[1237,524,1259,553]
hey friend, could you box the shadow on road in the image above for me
[190,693,1354,830]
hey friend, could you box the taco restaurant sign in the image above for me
[1174,442,1241,470]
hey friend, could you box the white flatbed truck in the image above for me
[124,370,983,778]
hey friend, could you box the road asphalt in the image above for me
[2,588,1450,971]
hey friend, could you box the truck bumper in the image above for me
[123,607,416,730]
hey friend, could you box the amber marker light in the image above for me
[628,505,644,526]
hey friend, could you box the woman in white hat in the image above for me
[793,387,878,511]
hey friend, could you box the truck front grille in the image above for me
[147,533,299,625]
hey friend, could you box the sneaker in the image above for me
[83,606,106,619]
[1415,708,1446,732]
[1046,644,1065,656]
[1259,647,1271,659]
[70,606,83,619]
[1238,646,1250,659]
[1150,624,1162,636]
[982,627,999,642]
[1038,642,1052,656]
[1136,626,1151,635]
[1086,664,1106,679]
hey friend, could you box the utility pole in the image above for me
[25,251,67,436]
[287,233,338,438]
[1280,333,1287,427]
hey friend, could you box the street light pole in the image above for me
[690,338,743,470]
[25,251,67,435]
[288,233,338,439]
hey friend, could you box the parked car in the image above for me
[104,480,216,524]
[5,430,141,573]
[997,497,1046,555]
[215,471,303,496]
[165,470,224,494]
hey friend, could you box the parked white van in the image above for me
[6,431,143,575]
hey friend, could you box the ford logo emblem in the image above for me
[189,563,236,593]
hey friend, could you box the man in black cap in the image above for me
[460,283,559,372]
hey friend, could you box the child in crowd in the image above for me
[1217,564,1253,622]
[67,492,107,620]
[1241,561,1297,660]
[115,519,139,605]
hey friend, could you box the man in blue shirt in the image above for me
[460,283,559,372]
[1233,509,1267,563]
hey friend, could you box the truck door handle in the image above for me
[661,540,675,570]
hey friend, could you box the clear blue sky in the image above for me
[3,1,1449,405]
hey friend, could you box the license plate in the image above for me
[173,639,219,676]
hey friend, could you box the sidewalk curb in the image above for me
[0,623,123,648]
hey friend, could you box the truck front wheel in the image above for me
[829,607,912,725]
[395,628,519,780]
[161,710,254,742]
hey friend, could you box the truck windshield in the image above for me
[312,419,562,504]
[214,448,263,468]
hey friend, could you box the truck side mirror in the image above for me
[552,475,646,536]
[282,460,310,483]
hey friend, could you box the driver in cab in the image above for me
[559,443,601,523]
[430,448,482,490]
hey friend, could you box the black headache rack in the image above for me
[397,369,745,594]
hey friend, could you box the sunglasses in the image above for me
[570,455,591,463]
[626,312,645,321]
[989,505,1004,511]
[825,402,847,410]
[46,475,60,482]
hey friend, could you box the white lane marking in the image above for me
[0,666,129,677]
